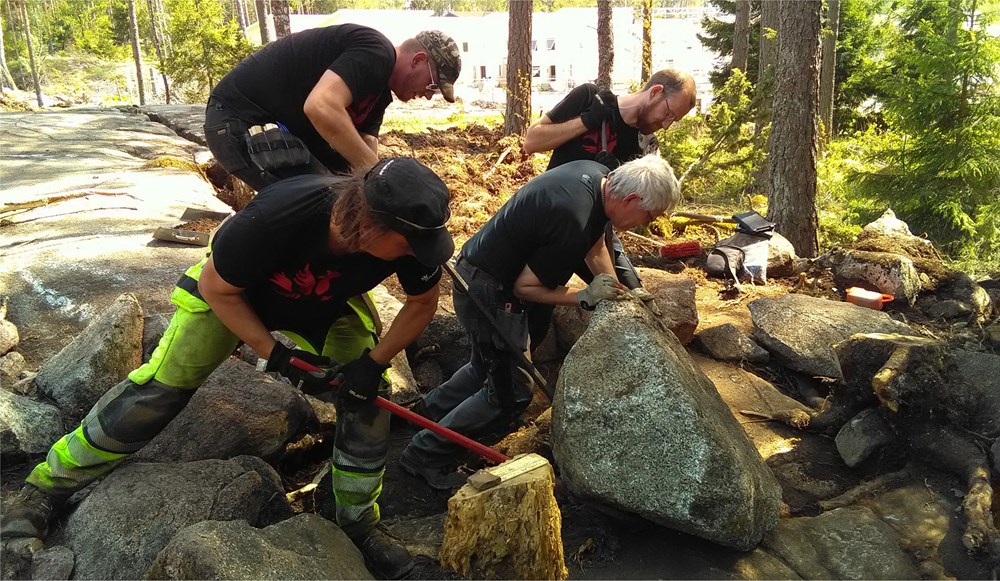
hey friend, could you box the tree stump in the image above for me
[439,454,567,580]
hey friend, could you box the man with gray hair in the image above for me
[399,154,681,489]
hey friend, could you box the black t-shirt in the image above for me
[210,174,440,340]
[545,83,644,171]
[211,24,395,173]
[461,160,611,289]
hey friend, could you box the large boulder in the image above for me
[34,293,143,422]
[831,249,922,305]
[634,267,699,344]
[132,358,315,464]
[0,389,64,458]
[552,297,781,550]
[761,506,920,579]
[146,514,372,580]
[553,271,699,350]
[56,456,290,580]
[750,293,916,382]
[833,334,1000,439]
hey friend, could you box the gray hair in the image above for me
[606,154,682,214]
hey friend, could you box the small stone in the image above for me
[835,408,895,467]
[926,299,970,320]
[0,351,27,387]
[32,546,75,580]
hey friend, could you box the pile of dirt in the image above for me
[380,123,543,244]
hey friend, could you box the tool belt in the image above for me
[246,123,311,172]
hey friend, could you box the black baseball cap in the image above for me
[364,157,454,266]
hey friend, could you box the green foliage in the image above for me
[161,0,252,102]
[659,69,766,203]
[848,0,1000,265]
[833,0,894,133]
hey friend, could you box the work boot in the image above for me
[350,523,414,580]
[399,449,467,492]
[0,484,61,540]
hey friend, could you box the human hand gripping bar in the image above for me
[286,356,510,465]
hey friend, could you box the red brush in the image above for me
[659,240,702,258]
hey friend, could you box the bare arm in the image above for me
[512,264,580,306]
[367,283,440,365]
[362,134,378,158]
[198,257,276,358]
[303,70,379,171]
[583,235,617,278]
[522,114,589,154]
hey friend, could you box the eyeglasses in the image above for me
[371,208,450,231]
[663,98,677,124]
[426,60,440,93]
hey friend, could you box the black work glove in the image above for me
[264,342,334,394]
[593,150,620,170]
[337,349,389,407]
[579,93,612,131]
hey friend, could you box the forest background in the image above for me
[1,0,998,272]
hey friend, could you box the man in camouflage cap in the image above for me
[204,24,463,192]
[416,30,462,103]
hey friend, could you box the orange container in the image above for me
[845,287,894,310]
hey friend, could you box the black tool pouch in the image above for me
[246,125,311,172]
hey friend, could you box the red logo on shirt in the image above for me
[582,125,617,153]
[349,94,378,126]
[270,265,341,300]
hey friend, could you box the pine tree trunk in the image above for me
[255,0,272,44]
[596,0,613,90]
[640,0,652,83]
[235,0,248,33]
[731,0,750,73]
[270,0,289,38]
[17,0,41,106]
[767,0,821,257]
[750,0,781,192]
[504,0,532,136]
[127,0,146,105]
[146,0,171,103]
[818,0,839,141]
[0,13,19,91]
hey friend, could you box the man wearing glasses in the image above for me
[399,155,681,490]
[205,26,461,191]
[520,69,695,343]
[524,68,696,172]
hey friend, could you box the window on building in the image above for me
[531,40,538,51]
[463,42,469,52]
[548,65,556,80]
[546,38,556,51]
[480,65,487,78]
[532,66,540,78]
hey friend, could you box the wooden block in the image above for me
[439,454,567,580]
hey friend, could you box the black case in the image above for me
[733,211,775,237]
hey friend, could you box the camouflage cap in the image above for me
[416,30,462,103]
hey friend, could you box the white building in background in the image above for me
[253,6,720,111]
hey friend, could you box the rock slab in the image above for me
[750,293,915,382]
[552,297,781,550]
[146,513,372,580]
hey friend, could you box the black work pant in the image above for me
[403,258,534,467]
